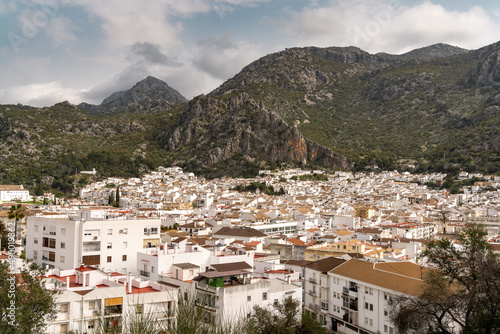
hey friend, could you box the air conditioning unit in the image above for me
[119,230,123,234]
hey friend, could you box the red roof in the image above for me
[76,265,96,272]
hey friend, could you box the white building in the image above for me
[44,266,178,334]
[137,241,254,283]
[26,211,161,274]
[305,258,426,333]
[194,269,302,325]
[0,185,30,202]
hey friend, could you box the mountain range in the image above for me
[1,40,499,194]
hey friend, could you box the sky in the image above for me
[1,0,500,107]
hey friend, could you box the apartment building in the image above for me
[44,266,178,334]
[194,268,302,325]
[303,257,346,326]
[305,258,426,334]
[26,210,161,274]
[137,240,254,282]
[0,185,30,202]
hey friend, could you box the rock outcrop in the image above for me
[159,93,351,172]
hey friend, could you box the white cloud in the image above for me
[284,0,500,54]
[71,0,214,48]
[0,81,85,107]
[0,0,17,15]
[193,36,262,81]
[44,16,78,46]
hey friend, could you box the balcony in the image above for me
[342,286,349,295]
[140,270,150,277]
[83,242,101,252]
[342,298,358,311]
[309,290,317,297]
[83,246,101,252]
[195,300,217,312]
[309,277,318,284]
[307,303,320,311]
[195,282,218,294]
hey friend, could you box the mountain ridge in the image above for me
[77,76,187,115]
[1,41,500,195]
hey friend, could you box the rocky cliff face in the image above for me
[159,93,351,173]
[78,76,187,115]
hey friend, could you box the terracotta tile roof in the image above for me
[287,238,306,246]
[215,227,267,238]
[285,259,312,266]
[211,261,252,272]
[330,259,426,297]
[174,262,199,270]
[305,257,346,274]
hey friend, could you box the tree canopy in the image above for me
[392,223,500,334]
[0,261,59,334]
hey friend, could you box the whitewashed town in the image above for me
[2,167,500,334]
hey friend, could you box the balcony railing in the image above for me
[195,282,218,294]
[309,278,318,284]
[140,270,150,277]
[83,246,101,252]
[309,290,317,297]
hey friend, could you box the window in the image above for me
[365,302,368,309]
[108,229,112,235]
[59,303,69,313]
[48,251,55,262]
[33,250,38,260]
[49,238,56,249]
[136,305,143,314]
[150,227,158,234]
[262,292,268,300]
[189,269,194,276]
[34,225,39,232]
[122,228,128,235]
[107,243,112,249]
[247,296,251,301]
[369,319,373,326]
[364,317,368,325]
[122,255,127,261]
[61,228,66,236]
[60,256,65,263]
[89,301,95,310]
[60,242,65,249]
[34,238,38,244]
[369,288,373,295]
[60,324,68,334]
[151,266,155,273]
[389,327,394,334]
[321,301,329,311]
[370,303,373,311]
[123,242,127,249]
[107,256,112,263]
[384,325,388,333]
[88,320,94,329]
[384,309,388,316]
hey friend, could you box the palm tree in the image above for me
[8,204,25,243]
